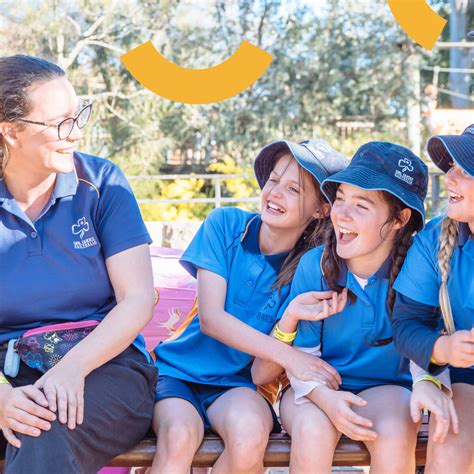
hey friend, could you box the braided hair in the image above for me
[437,217,459,335]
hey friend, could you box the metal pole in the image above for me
[215,176,222,208]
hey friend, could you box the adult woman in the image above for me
[0,55,157,473]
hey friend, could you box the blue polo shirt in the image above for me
[154,207,291,388]
[0,152,152,359]
[393,215,473,373]
[290,245,410,392]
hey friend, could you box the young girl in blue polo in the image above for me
[392,125,474,474]
[253,141,430,473]
[150,140,347,474]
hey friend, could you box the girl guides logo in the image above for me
[72,217,98,249]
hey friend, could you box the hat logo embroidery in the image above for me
[395,158,414,185]
[72,217,89,239]
[305,142,331,161]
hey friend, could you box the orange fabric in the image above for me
[163,296,199,342]
[258,373,290,405]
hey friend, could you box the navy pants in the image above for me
[0,346,157,474]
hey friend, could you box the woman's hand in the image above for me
[314,386,377,441]
[0,384,56,448]
[284,350,341,390]
[34,360,85,430]
[283,289,348,326]
[432,330,474,368]
[410,380,458,443]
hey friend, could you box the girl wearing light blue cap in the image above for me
[150,139,347,474]
[392,125,474,474]
[253,141,433,473]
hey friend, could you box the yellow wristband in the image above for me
[0,372,10,385]
[430,356,443,365]
[272,323,297,343]
[413,375,442,391]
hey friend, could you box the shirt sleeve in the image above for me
[96,164,151,259]
[179,207,236,280]
[392,293,447,374]
[410,361,452,397]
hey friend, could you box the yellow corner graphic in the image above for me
[387,0,447,50]
[121,40,273,104]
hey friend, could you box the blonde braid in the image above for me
[438,217,459,335]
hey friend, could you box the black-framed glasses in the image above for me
[17,102,92,140]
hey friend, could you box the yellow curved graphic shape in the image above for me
[121,40,272,104]
[387,0,447,50]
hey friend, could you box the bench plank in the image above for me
[110,424,429,468]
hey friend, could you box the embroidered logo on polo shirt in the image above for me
[395,158,414,185]
[72,217,98,249]
[72,217,89,239]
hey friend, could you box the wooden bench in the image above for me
[109,421,429,469]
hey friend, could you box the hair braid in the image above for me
[387,220,418,315]
[437,217,459,335]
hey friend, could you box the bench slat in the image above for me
[109,428,429,468]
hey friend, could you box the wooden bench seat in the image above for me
[109,422,429,468]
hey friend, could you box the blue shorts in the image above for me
[450,367,474,385]
[155,375,281,432]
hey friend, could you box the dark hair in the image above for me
[0,55,65,175]
[273,151,331,291]
[321,188,419,345]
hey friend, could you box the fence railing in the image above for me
[129,172,445,217]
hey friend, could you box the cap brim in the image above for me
[427,135,474,177]
[254,140,337,191]
[322,166,426,230]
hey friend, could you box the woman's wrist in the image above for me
[432,336,450,366]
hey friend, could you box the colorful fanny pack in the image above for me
[3,320,99,377]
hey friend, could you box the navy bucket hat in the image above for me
[321,141,429,230]
[427,124,474,177]
[254,139,348,202]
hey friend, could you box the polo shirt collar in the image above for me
[53,169,78,199]
[0,168,78,205]
[337,255,392,287]
[457,222,471,246]
[240,214,289,271]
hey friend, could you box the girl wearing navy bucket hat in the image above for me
[149,139,347,474]
[252,141,438,473]
[392,125,474,474]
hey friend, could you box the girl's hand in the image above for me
[410,380,458,443]
[34,360,86,430]
[0,385,56,448]
[316,387,377,441]
[284,289,348,324]
[285,350,341,390]
[433,330,474,368]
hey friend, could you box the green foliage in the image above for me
[0,0,460,221]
